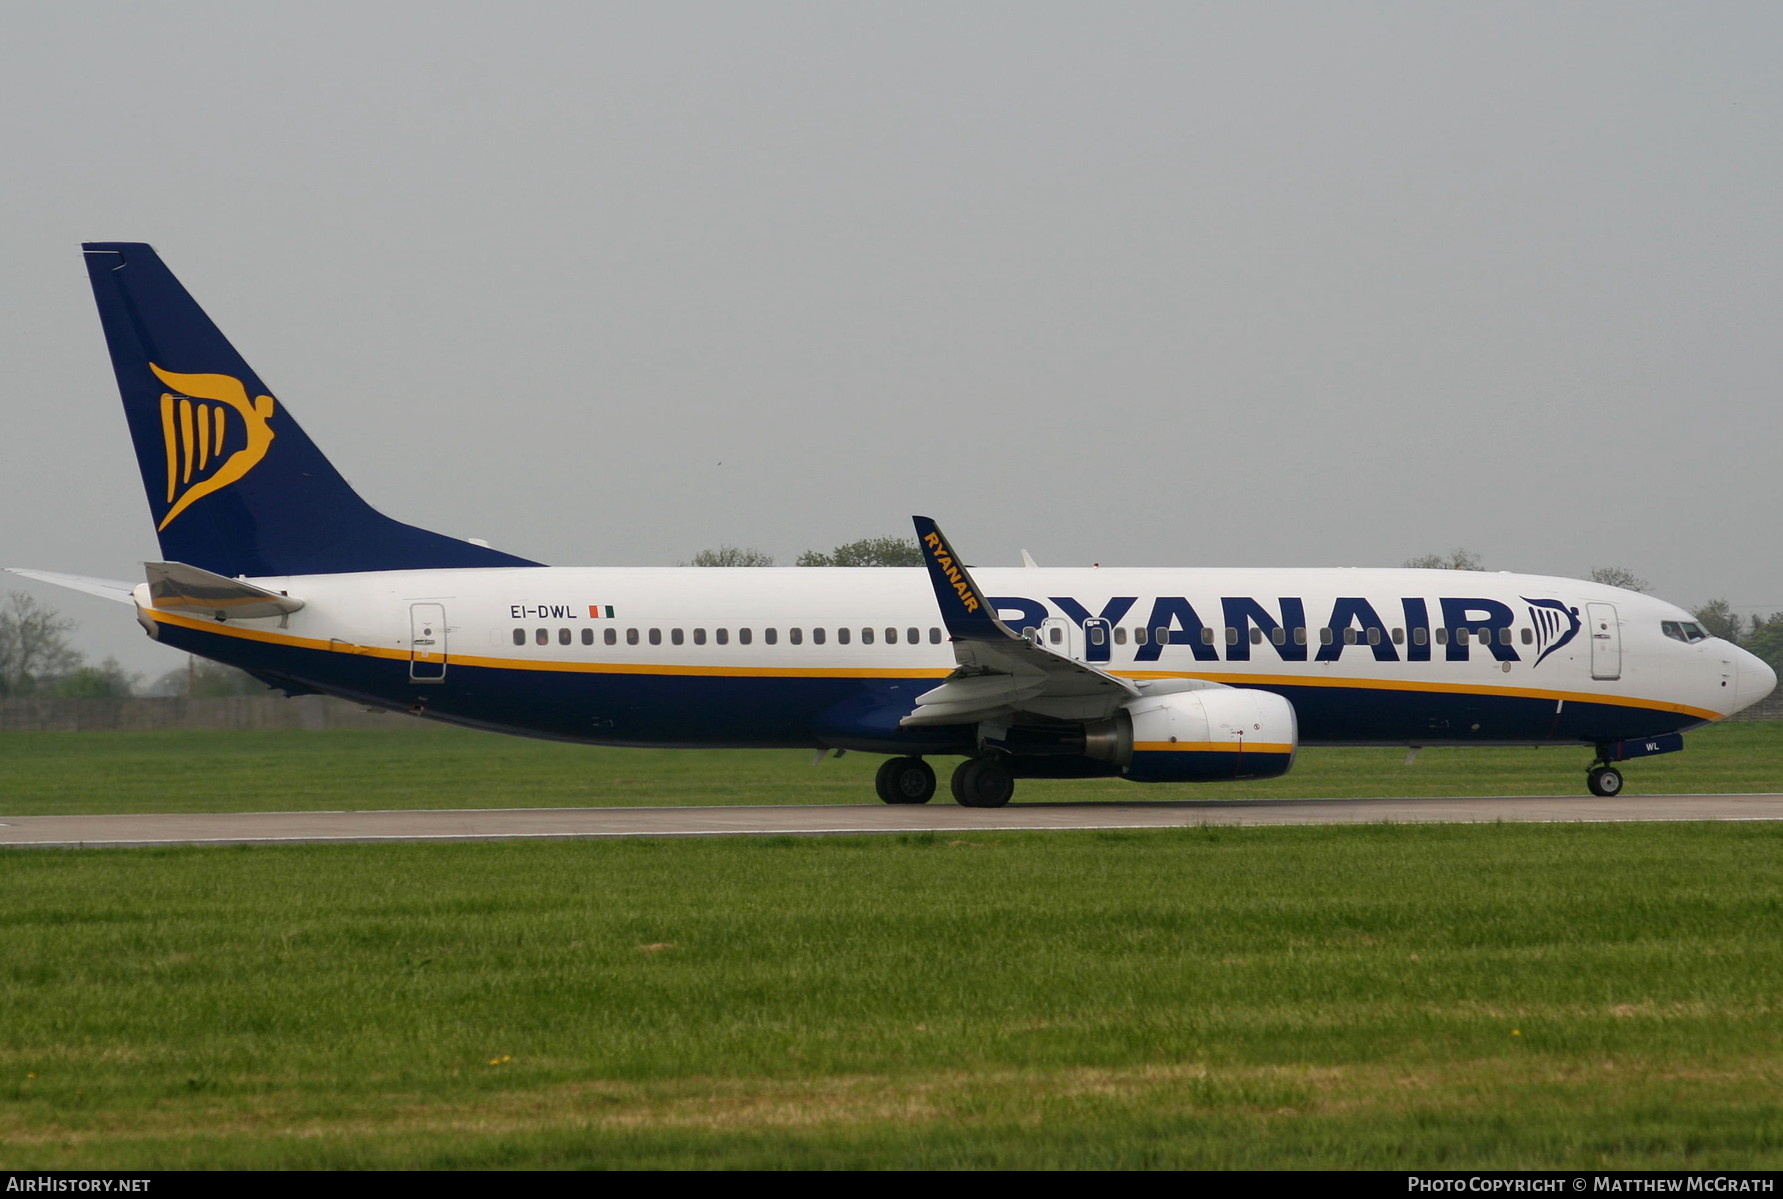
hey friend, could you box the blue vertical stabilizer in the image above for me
[82,242,542,577]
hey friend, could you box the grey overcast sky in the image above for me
[3,1,1780,682]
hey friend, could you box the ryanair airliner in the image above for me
[12,243,1775,806]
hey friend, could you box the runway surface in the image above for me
[5,793,1783,849]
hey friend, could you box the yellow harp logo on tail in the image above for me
[150,364,277,531]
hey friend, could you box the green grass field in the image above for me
[2,723,1781,1168]
[2,720,1779,816]
[3,823,1783,1169]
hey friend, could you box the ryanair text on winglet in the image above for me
[923,531,981,613]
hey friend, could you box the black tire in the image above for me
[951,758,1015,808]
[875,756,936,805]
[1587,765,1624,797]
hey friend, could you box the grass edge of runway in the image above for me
[2,720,1779,816]
[3,821,1782,1169]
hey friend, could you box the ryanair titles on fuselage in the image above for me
[984,593,1583,666]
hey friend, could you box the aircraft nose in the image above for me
[1733,645,1778,715]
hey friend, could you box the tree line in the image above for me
[0,593,262,699]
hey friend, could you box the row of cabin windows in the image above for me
[514,626,948,648]
[514,623,1530,650]
[1032,624,1531,648]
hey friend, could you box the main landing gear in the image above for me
[950,758,1014,808]
[874,756,936,804]
[873,757,1016,807]
[1586,764,1624,798]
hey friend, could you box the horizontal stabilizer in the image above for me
[145,561,305,620]
[3,568,139,604]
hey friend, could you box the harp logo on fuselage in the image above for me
[150,364,277,530]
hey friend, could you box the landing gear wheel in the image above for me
[1587,765,1624,797]
[951,758,1015,808]
[875,756,936,805]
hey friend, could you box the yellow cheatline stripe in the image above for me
[1133,741,1295,754]
[1114,668,1721,722]
[144,610,1723,719]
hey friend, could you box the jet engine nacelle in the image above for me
[1095,688,1299,783]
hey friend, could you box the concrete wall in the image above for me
[0,695,407,733]
[1725,692,1783,722]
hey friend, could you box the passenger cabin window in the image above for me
[1090,625,1106,646]
[1133,628,1148,646]
[906,627,919,643]
[559,628,571,645]
[1319,628,1334,646]
[738,629,750,645]
[929,628,942,644]
[813,628,826,645]
[716,629,729,645]
[790,628,802,645]
[535,628,548,646]
[512,629,525,646]
[1114,627,1128,645]
[861,628,874,645]
[764,628,777,645]
[672,629,684,646]
[628,628,640,645]
[693,628,706,645]
[1413,627,1428,646]
[885,628,897,644]
[649,628,662,646]
[582,628,594,645]
[836,628,850,645]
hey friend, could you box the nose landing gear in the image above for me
[1586,764,1624,797]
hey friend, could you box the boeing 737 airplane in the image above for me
[11,243,1775,806]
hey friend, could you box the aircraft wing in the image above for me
[903,516,1142,726]
[3,568,138,604]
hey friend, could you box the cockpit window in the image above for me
[1662,621,1709,644]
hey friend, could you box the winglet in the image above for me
[912,516,1016,642]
